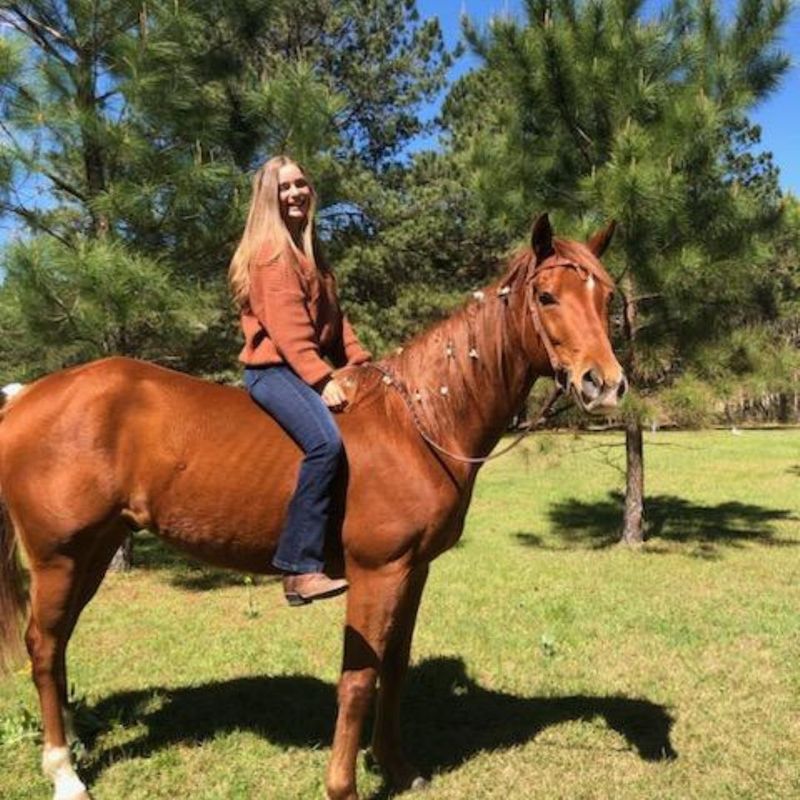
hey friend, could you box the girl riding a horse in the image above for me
[228,155,371,606]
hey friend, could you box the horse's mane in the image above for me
[344,238,613,440]
[344,248,534,440]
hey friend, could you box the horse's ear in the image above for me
[587,220,617,258]
[531,213,554,263]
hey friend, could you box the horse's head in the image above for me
[517,213,627,414]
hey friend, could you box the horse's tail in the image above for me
[0,382,29,673]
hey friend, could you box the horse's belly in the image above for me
[153,522,282,575]
[145,470,292,575]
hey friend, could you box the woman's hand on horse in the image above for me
[321,378,348,411]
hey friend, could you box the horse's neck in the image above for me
[384,282,538,467]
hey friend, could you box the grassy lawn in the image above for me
[2,429,799,799]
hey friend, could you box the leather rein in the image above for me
[359,257,610,465]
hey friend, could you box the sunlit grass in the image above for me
[2,430,799,799]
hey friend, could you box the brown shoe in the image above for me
[283,573,348,606]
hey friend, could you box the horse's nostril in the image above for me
[581,369,602,400]
[582,369,602,387]
[617,376,628,399]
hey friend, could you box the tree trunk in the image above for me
[620,273,645,545]
[109,535,134,572]
[621,419,645,544]
[75,32,109,238]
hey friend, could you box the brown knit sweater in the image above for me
[238,247,371,387]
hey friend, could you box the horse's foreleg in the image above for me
[325,563,416,800]
[369,563,429,792]
[26,555,92,800]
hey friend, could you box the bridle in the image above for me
[524,255,614,392]
[358,256,613,466]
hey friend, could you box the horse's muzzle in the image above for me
[576,369,627,414]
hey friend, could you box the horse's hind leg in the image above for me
[25,520,126,800]
[26,550,92,800]
[57,521,131,747]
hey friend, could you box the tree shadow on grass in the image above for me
[82,657,675,794]
[787,464,800,477]
[515,491,797,556]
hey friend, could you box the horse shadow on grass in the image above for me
[133,531,258,591]
[82,656,676,794]
[515,491,798,557]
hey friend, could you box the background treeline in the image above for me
[1,1,798,541]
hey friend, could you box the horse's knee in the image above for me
[337,669,376,716]
[25,623,57,684]
[325,768,359,800]
[24,621,39,658]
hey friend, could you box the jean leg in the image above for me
[245,366,343,573]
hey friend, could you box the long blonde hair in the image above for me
[229,155,320,309]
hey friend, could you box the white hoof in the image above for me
[42,745,90,800]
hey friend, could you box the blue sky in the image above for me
[2,0,797,248]
[418,0,800,194]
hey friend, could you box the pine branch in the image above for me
[96,88,122,105]
[3,6,75,67]
[0,201,75,249]
[40,168,87,202]
[1,113,90,204]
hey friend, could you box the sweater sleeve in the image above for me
[341,314,372,365]
[249,256,333,387]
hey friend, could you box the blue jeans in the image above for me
[244,365,343,573]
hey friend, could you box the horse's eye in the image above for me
[538,291,558,306]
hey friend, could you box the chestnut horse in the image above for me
[0,215,625,800]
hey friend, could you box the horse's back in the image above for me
[0,358,303,557]
[0,356,266,462]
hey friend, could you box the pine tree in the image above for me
[0,1,451,380]
[448,0,791,543]
[0,0,449,567]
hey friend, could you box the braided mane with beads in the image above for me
[347,238,614,444]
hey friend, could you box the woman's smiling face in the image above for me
[278,162,312,226]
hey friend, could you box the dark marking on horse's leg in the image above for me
[325,566,413,800]
[369,564,429,791]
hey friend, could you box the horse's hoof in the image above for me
[364,748,428,793]
[55,790,92,800]
[393,771,428,793]
[364,748,381,774]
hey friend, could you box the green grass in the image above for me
[2,430,799,799]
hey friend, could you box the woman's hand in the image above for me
[320,378,348,412]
